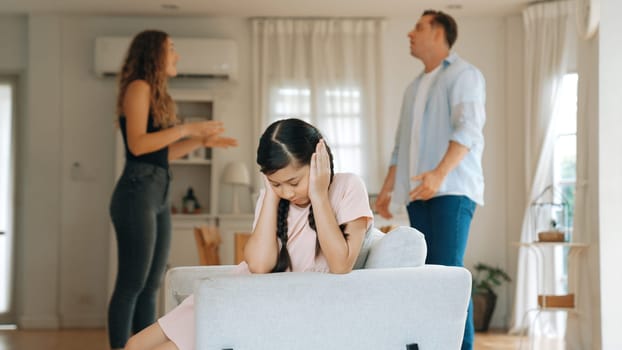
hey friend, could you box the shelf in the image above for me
[170,88,213,102]
[172,213,216,220]
[218,213,255,220]
[537,306,580,313]
[538,294,574,308]
[170,159,212,165]
[171,214,218,229]
[513,241,588,249]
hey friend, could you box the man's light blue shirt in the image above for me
[390,52,486,206]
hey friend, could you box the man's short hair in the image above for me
[422,10,458,48]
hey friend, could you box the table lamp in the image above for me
[222,161,250,214]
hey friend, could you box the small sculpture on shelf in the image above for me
[530,184,570,243]
[182,187,202,214]
[537,219,565,242]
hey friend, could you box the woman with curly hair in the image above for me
[108,29,236,350]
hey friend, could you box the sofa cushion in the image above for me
[364,226,427,269]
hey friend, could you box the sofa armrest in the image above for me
[163,265,237,313]
[195,265,471,350]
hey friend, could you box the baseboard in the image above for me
[60,314,106,328]
[18,314,60,329]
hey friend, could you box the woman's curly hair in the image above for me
[115,30,177,128]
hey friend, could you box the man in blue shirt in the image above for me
[375,10,486,350]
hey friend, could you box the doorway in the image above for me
[0,77,16,324]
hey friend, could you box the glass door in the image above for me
[0,77,16,324]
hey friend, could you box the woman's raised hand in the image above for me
[309,139,331,203]
[183,120,224,138]
[202,135,238,148]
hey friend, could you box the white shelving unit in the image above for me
[514,241,588,349]
[167,89,217,217]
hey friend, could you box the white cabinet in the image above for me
[168,89,217,217]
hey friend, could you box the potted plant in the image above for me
[471,262,511,332]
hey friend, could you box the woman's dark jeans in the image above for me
[108,161,172,348]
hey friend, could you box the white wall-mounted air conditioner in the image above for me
[94,37,238,80]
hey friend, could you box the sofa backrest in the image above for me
[195,265,471,350]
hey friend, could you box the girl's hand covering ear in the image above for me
[309,139,331,202]
[262,174,280,206]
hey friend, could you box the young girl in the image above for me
[124,118,373,350]
[108,29,237,350]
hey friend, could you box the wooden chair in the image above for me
[193,225,221,265]
[234,232,252,264]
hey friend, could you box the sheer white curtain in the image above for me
[564,27,599,350]
[251,18,384,190]
[510,0,573,335]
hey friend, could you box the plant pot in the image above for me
[472,291,497,332]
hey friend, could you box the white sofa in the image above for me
[164,227,471,350]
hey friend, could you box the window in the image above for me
[272,86,311,123]
[269,86,364,177]
[0,81,14,317]
[552,73,578,235]
[551,73,578,300]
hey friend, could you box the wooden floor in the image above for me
[0,328,564,350]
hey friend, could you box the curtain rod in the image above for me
[248,16,385,20]
[528,0,570,5]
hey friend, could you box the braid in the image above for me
[271,199,292,272]
[308,206,321,255]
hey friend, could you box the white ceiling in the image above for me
[0,0,532,18]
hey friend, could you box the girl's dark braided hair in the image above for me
[257,118,347,273]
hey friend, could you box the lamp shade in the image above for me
[222,161,250,186]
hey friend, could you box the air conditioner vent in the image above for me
[94,37,238,80]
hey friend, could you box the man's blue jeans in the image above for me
[407,195,476,350]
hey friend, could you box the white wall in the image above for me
[598,0,622,347]
[7,12,522,329]
[502,15,526,330]
[0,15,27,72]
[18,14,64,328]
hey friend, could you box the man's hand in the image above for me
[409,169,445,201]
[375,190,393,219]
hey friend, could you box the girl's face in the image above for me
[266,163,310,206]
[164,37,179,77]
